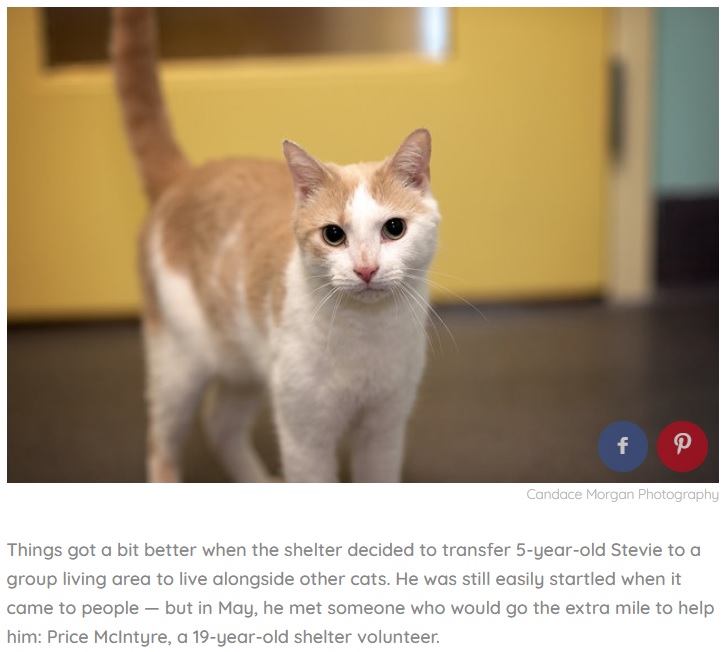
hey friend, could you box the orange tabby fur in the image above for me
[111,8,440,482]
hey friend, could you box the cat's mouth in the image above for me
[351,285,390,303]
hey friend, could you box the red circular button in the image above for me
[657,421,708,472]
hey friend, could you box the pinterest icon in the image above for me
[657,421,708,472]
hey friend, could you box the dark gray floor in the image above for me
[7,290,718,483]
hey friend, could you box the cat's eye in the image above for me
[322,224,346,246]
[382,218,406,240]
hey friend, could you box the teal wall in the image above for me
[654,8,718,195]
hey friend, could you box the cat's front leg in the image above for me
[273,407,345,483]
[269,329,358,481]
[349,390,418,483]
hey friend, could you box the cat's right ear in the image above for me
[282,140,330,204]
[389,128,432,193]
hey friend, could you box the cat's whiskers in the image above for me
[395,281,442,354]
[401,283,443,352]
[390,283,401,318]
[402,266,469,282]
[402,268,489,322]
[310,285,340,322]
[400,280,458,352]
[326,289,345,352]
[305,273,334,282]
[393,282,436,355]
[309,280,335,294]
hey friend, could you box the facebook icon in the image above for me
[599,422,648,472]
[617,436,628,455]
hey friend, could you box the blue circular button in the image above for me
[598,421,648,472]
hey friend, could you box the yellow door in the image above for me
[8,8,608,320]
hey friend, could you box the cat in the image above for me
[110,8,441,482]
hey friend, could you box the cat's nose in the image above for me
[354,266,379,284]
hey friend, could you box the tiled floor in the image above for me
[7,290,718,483]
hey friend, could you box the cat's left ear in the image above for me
[282,140,331,204]
[389,128,432,193]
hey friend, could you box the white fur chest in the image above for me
[268,251,428,414]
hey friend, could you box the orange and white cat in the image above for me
[111,8,441,482]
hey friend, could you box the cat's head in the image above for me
[283,129,440,304]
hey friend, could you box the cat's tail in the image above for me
[110,8,189,202]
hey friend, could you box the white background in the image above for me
[2,483,723,650]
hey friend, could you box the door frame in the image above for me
[607,7,656,303]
